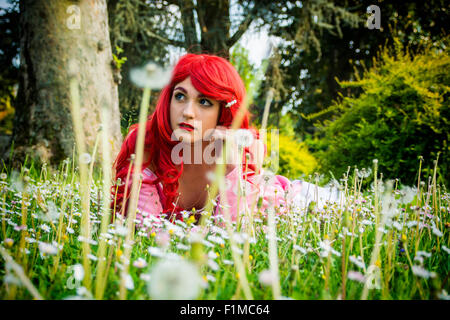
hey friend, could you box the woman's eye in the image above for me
[174,92,185,101]
[199,98,212,106]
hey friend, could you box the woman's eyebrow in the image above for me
[173,86,187,93]
[173,87,211,99]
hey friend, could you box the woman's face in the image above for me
[170,77,220,144]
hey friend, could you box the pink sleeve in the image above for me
[215,168,260,222]
[215,169,302,221]
[132,169,164,229]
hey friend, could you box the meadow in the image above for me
[0,155,448,300]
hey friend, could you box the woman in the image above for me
[112,53,329,229]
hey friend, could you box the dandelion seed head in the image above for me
[233,129,254,148]
[258,269,274,286]
[79,153,92,164]
[130,62,172,89]
[147,258,202,300]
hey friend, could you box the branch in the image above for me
[226,14,254,48]
[144,29,185,48]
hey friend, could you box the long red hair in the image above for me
[112,53,257,219]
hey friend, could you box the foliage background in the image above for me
[308,37,449,185]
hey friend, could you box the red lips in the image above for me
[179,122,194,131]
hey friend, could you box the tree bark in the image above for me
[11,0,122,166]
[197,0,231,57]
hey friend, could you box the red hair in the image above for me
[112,53,258,219]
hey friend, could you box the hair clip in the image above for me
[225,99,237,108]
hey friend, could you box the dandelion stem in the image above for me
[119,87,151,300]
[69,75,92,290]
[0,246,44,300]
[95,103,113,300]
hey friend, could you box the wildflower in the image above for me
[25,237,36,244]
[236,272,240,280]
[349,255,366,270]
[133,258,148,269]
[38,241,58,256]
[87,254,98,261]
[187,215,196,225]
[40,224,51,233]
[155,231,170,248]
[293,245,307,255]
[207,251,218,260]
[406,221,418,228]
[116,248,123,258]
[176,243,190,251]
[206,274,216,282]
[0,173,6,180]
[233,129,254,148]
[140,273,151,282]
[392,221,403,231]
[399,186,416,204]
[207,234,225,245]
[258,269,274,286]
[375,259,381,268]
[79,153,92,164]
[432,225,443,237]
[208,259,219,271]
[411,265,436,279]
[148,246,164,257]
[249,254,253,261]
[4,238,14,248]
[438,289,450,300]
[113,224,128,237]
[77,236,97,245]
[442,245,450,254]
[347,270,365,283]
[147,258,202,300]
[130,62,172,89]
[401,234,407,242]
[319,240,332,257]
[416,250,431,258]
[357,168,372,179]
[123,273,134,290]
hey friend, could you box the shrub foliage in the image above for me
[311,38,450,185]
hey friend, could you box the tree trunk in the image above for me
[11,0,122,166]
[196,0,231,57]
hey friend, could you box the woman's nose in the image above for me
[182,99,195,119]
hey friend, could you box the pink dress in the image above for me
[132,166,304,229]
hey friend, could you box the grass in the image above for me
[0,156,448,300]
[0,65,448,300]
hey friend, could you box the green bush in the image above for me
[265,127,317,180]
[311,37,450,185]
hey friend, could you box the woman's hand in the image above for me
[206,126,265,173]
